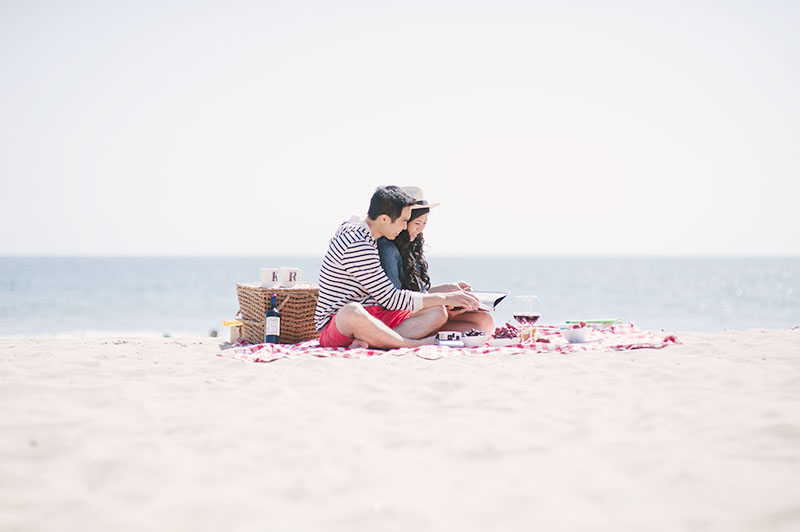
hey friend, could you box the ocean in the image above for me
[0,256,797,338]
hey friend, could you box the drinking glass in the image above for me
[513,295,541,325]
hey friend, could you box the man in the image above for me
[315,186,479,349]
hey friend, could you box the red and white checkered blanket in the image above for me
[218,323,681,364]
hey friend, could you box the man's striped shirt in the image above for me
[314,217,423,332]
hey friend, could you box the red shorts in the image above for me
[319,305,411,348]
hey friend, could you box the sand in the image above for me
[1,329,799,532]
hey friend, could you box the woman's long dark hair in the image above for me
[394,208,431,292]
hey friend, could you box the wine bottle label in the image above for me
[265,316,280,336]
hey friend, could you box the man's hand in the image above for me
[457,281,472,291]
[445,291,480,311]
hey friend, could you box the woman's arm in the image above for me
[429,281,472,293]
[377,237,403,289]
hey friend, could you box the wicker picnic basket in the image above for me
[236,283,320,344]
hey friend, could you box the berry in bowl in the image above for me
[462,328,488,348]
[561,322,592,343]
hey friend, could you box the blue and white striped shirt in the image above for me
[314,217,423,332]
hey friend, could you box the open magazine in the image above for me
[454,291,509,312]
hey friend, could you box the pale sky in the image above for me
[1,1,798,256]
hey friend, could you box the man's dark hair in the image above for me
[367,186,416,221]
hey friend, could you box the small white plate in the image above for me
[487,338,516,347]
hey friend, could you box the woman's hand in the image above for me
[429,282,473,293]
[446,306,470,319]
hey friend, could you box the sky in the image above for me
[1,1,798,257]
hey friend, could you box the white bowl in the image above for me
[562,327,591,343]
[462,335,488,348]
[487,337,516,347]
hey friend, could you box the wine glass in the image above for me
[513,295,541,326]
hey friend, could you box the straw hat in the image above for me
[402,186,440,210]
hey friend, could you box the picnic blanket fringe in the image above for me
[218,323,681,364]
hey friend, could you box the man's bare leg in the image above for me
[393,306,449,339]
[333,303,436,349]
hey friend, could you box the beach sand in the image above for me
[1,330,799,531]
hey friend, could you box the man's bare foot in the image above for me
[348,339,369,349]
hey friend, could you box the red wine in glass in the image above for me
[514,313,541,325]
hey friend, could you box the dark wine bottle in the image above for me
[264,293,281,344]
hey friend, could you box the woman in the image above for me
[378,186,495,335]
